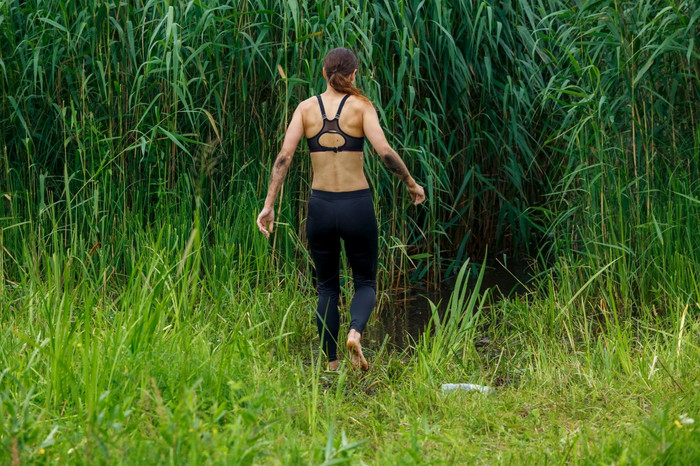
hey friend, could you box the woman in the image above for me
[257,47,425,371]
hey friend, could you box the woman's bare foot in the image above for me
[328,360,340,371]
[346,329,369,371]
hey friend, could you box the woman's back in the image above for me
[300,91,370,192]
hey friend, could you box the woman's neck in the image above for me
[323,85,346,97]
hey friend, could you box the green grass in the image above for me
[1,247,698,464]
[1,0,699,463]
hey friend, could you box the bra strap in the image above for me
[316,95,327,119]
[335,94,351,119]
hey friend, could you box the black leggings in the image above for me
[306,189,378,361]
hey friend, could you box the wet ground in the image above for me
[363,261,535,350]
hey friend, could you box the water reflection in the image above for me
[363,261,534,350]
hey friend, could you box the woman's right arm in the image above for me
[257,104,305,238]
[362,104,425,205]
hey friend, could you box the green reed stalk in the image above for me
[0,0,697,318]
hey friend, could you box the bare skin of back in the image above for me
[299,91,370,192]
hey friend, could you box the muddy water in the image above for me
[362,262,534,351]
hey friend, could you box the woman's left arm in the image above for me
[257,105,305,238]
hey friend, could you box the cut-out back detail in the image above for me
[307,95,365,153]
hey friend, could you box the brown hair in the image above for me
[323,47,371,104]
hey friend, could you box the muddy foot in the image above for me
[346,329,369,371]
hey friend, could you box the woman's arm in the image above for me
[257,105,305,238]
[362,104,426,205]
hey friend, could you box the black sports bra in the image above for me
[307,94,365,153]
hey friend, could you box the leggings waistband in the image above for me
[310,188,371,201]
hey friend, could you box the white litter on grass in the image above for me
[441,383,493,394]
[679,414,695,426]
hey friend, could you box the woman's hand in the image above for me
[407,182,426,205]
[257,206,275,238]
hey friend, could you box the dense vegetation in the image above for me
[1,0,698,463]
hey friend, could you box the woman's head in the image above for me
[323,47,358,78]
[323,47,370,103]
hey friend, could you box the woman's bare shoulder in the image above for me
[347,95,375,115]
[297,96,319,109]
[294,96,320,118]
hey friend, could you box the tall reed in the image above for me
[1,0,697,299]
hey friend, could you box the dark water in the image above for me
[362,261,534,350]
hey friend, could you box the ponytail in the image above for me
[327,72,371,104]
